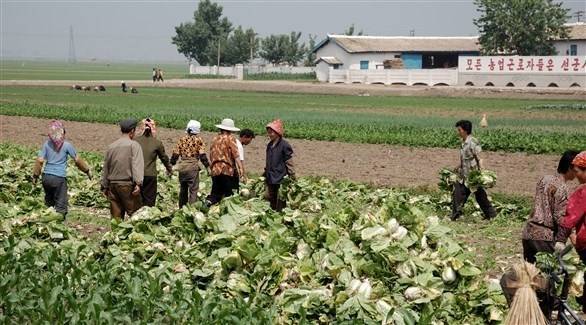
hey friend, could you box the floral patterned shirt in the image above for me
[209,134,239,177]
[171,135,207,165]
[522,175,570,242]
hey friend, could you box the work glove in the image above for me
[32,175,38,185]
[86,170,93,180]
[554,242,566,254]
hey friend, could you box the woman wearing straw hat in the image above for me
[206,118,244,205]
[264,119,295,211]
[170,120,210,208]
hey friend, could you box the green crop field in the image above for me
[0,60,188,80]
[1,86,584,154]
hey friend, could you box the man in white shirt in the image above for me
[234,129,255,188]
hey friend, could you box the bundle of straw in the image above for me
[503,262,547,325]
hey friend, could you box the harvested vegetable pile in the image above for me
[0,143,511,323]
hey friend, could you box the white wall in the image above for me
[553,40,586,56]
[315,41,400,70]
[328,68,458,86]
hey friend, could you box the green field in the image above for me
[1,86,584,154]
[0,60,188,80]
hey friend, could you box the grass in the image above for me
[1,86,584,154]
[0,60,188,80]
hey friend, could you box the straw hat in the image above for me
[216,118,240,132]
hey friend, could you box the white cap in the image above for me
[186,120,201,134]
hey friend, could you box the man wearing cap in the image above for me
[134,118,173,207]
[207,118,245,205]
[171,120,210,208]
[101,119,144,219]
[265,119,295,211]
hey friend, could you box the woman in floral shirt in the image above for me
[521,150,578,262]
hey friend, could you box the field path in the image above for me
[2,115,569,196]
[1,79,585,100]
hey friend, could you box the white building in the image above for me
[553,22,586,56]
[313,35,480,82]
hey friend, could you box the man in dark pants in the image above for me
[135,118,173,207]
[451,120,496,220]
[101,119,144,220]
[264,119,295,212]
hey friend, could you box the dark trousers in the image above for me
[451,182,496,220]
[522,239,554,264]
[108,183,142,220]
[207,175,236,205]
[179,169,199,208]
[267,184,286,212]
[42,174,68,215]
[141,176,157,207]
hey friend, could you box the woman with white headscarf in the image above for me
[170,120,210,208]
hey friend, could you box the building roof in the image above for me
[315,56,343,65]
[313,35,480,53]
[560,22,586,40]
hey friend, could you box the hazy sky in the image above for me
[1,0,584,62]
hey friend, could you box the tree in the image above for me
[172,0,232,65]
[344,24,363,36]
[474,0,569,55]
[224,26,258,65]
[304,34,318,67]
[260,32,306,66]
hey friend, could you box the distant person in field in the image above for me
[33,120,92,216]
[131,87,139,94]
[157,68,164,82]
[234,129,255,189]
[134,118,173,207]
[121,81,128,93]
[206,118,244,206]
[521,150,579,263]
[170,120,210,208]
[451,120,496,220]
[264,119,295,212]
[152,68,157,83]
[101,119,144,220]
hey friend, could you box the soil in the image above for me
[1,79,585,100]
[1,115,570,197]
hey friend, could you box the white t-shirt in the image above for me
[236,139,244,161]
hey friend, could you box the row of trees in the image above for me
[173,0,574,66]
[172,0,319,66]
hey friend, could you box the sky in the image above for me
[1,0,584,62]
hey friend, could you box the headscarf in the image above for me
[137,118,157,137]
[573,151,586,169]
[48,120,65,151]
[186,120,201,135]
[266,119,284,137]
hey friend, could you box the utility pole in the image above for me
[250,34,254,63]
[216,37,221,75]
[68,25,76,63]
[574,11,585,23]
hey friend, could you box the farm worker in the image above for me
[451,120,496,220]
[521,150,579,263]
[558,151,586,312]
[234,128,256,190]
[134,118,173,207]
[101,119,144,220]
[152,68,157,83]
[206,118,244,206]
[32,120,92,216]
[264,119,295,212]
[170,120,211,208]
[158,68,164,82]
[121,81,127,93]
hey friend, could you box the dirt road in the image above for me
[2,115,568,196]
[1,79,584,100]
